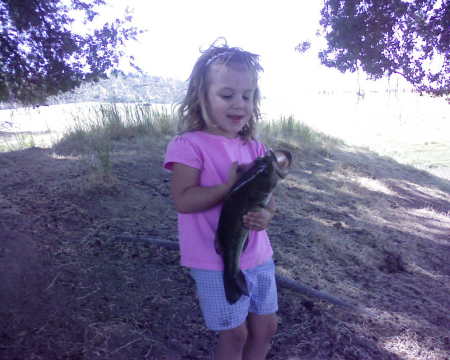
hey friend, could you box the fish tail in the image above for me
[223,270,249,304]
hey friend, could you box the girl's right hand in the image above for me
[170,161,242,213]
[226,161,240,189]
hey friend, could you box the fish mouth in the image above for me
[269,150,292,178]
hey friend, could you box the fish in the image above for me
[215,149,292,304]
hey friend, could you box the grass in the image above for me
[259,115,343,150]
[2,102,338,193]
[48,103,335,176]
[52,104,178,175]
[56,104,177,148]
[53,105,336,154]
[0,101,367,189]
[4,98,447,179]
[0,99,349,158]
[0,133,37,152]
[2,98,449,184]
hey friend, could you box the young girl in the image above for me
[163,41,278,360]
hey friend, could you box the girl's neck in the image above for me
[201,128,241,140]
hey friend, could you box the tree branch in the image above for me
[117,235,366,314]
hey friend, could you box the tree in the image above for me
[0,0,142,105]
[311,0,449,96]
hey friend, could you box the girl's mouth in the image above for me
[228,115,244,123]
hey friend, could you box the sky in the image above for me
[102,0,394,100]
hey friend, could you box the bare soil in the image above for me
[1,135,449,359]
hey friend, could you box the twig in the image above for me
[110,338,142,355]
[77,287,100,300]
[44,272,61,292]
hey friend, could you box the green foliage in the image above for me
[314,0,449,96]
[0,0,142,105]
[295,41,311,54]
[91,132,113,175]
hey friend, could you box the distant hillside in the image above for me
[0,74,186,109]
[51,73,186,105]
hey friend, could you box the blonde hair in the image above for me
[178,39,263,140]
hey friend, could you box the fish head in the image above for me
[268,149,292,179]
[228,149,292,195]
[253,149,292,190]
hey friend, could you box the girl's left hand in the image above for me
[243,207,274,231]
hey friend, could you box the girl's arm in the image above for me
[170,162,240,213]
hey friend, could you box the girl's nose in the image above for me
[231,96,246,109]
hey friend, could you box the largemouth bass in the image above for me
[216,149,292,304]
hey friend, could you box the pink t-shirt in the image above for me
[163,131,273,270]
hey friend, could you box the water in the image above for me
[262,91,450,178]
[261,91,449,148]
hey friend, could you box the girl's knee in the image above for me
[263,315,278,339]
[219,323,248,349]
[249,313,278,341]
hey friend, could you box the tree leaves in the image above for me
[314,0,449,96]
[0,0,143,105]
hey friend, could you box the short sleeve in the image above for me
[254,140,268,158]
[163,135,203,171]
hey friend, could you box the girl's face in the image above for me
[204,63,256,138]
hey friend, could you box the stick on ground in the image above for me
[117,235,364,313]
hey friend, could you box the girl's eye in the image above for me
[219,93,253,101]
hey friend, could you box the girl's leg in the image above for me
[214,321,248,360]
[242,313,278,360]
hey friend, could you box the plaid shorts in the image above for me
[189,259,278,331]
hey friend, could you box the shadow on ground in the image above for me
[0,138,449,359]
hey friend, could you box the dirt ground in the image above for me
[1,135,449,359]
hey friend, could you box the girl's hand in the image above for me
[243,207,275,231]
[226,161,240,189]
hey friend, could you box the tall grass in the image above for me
[3,102,340,161]
[259,115,343,150]
[0,133,36,152]
[56,104,176,145]
[55,105,341,158]
[53,103,342,176]
[53,103,178,175]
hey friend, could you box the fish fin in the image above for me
[223,270,249,304]
[236,270,249,296]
